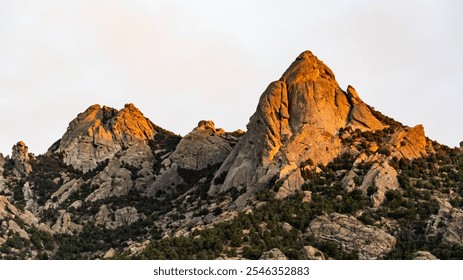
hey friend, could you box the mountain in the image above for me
[1,51,463,260]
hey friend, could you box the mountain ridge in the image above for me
[0,50,462,260]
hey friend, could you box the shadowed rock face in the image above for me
[211,51,384,200]
[48,103,156,171]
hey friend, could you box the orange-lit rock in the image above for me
[49,103,155,171]
[211,51,384,202]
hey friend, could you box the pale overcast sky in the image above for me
[0,0,462,155]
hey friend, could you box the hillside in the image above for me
[1,51,463,260]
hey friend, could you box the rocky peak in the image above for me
[389,124,428,159]
[11,141,32,176]
[210,50,385,202]
[49,103,156,171]
[194,120,225,135]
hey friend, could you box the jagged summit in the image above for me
[1,50,462,261]
[48,103,156,171]
[211,51,387,201]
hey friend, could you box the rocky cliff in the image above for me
[211,51,385,203]
[48,103,156,172]
[0,50,462,260]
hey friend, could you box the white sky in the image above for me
[0,0,462,155]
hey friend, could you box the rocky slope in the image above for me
[0,51,462,260]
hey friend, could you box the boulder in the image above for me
[8,220,30,240]
[358,161,399,207]
[52,211,83,235]
[259,248,288,260]
[300,246,325,260]
[389,125,428,159]
[95,205,144,229]
[413,251,438,260]
[86,159,133,202]
[307,213,396,259]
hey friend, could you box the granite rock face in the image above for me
[49,104,156,171]
[211,51,384,203]
[95,205,145,229]
[307,213,396,259]
[413,251,438,260]
[259,248,288,260]
[168,120,232,170]
[147,121,233,197]
[11,141,32,176]
[300,245,325,260]
[389,125,428,159]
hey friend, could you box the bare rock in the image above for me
[49,104,156,171]
[259,248,288,260]
[37,223,54,236]
[45,179,84,210]
[52,210,83,235]
[359,161,399,207]
[427,201,463,245]
[104,248,116,259]
[8,220,30,240]
[0,196,20,217]
[307,213,396,259]
[389,125,428,159]
[19,210,39,227]
[302,191,313,203]
[124,240,150,256]
[300,245,325,260]
[0,154,5,192]
[22,182,38,213]
[168,120,232,170]
[95,205,144,229]
[146,165,185,198]
[11,141,32,176]
[413,251,438,260]
[147,121,232,197]
[211,51,383,205]
[86,159,133,202]
[346,86,384,131]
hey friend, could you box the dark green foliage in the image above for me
[30,227,55,251]
[213,171,228,185]
[148,128,182,172]
[55,219,154,259]
[81,159,109,181]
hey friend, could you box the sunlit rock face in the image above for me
[48,103,156,171]
[11,141,32,176]
[210,51,384,203]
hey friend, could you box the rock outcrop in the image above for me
[300,245,325,260]
[168,120,231,170]
[351,160,399,207]
[52,210,83,235]
[86,159,133,202]
[49,104,156,171]
[307,213,396,259]
[259,248,288,260]
[427,200,463,245]
[211,51,384,202]
[95,205,144,229]
[0,154,6,193]
[147,121,233,197]
[11,141,32,176]
[389,125,428,159]
[413,251,438,260]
